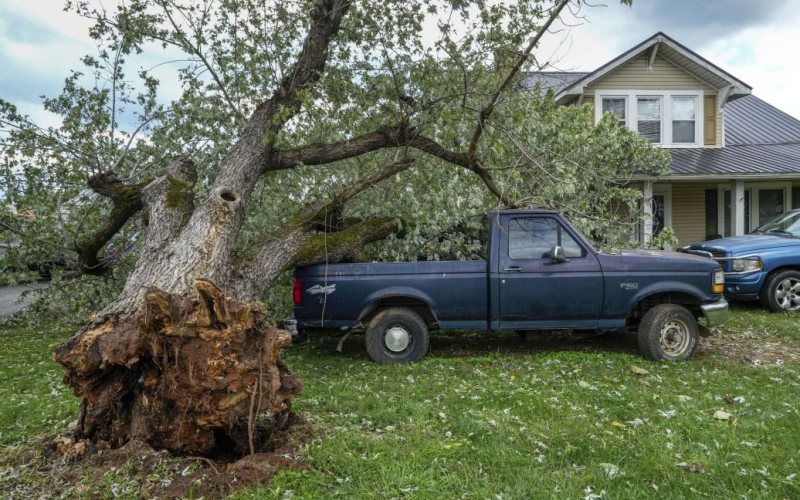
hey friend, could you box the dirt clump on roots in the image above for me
[54,278,303,457]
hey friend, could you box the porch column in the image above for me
[732,179,745,236]
[643,180,654,244]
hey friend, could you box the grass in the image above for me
[1,306,799,499]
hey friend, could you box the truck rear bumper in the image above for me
[701,298,729,328]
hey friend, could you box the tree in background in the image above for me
[0,0,664,455]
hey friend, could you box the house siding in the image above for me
[658,182,713,246]
[585,54,721,147]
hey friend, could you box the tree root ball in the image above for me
[54,279,303,456]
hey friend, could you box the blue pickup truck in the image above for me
[686,209,800,312]
[287,210,728,363]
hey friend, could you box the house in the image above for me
[525,32,800,247]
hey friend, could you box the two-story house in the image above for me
[526,32,800,247]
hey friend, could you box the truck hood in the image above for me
[598,248,717,272]
[690,234,800,255]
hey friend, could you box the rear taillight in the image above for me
[292,278,302,306]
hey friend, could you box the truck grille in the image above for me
[705,248,731,272]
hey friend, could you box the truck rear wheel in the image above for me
[365,307,430,363]
[637,304,699,361]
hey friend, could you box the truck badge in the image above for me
[307,284,336,295]
[620,283,638,290]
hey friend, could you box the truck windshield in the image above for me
[754,211,800,238]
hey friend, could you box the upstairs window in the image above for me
[672,97,697,143]
[637,97,661,143]
[601,97,626,127]
[594,91,704,147]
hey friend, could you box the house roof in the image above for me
[669,144,800,177]
[667,95,800,177]
[520,71,589,95]
[725,95,800,146]
[550,32,751,104]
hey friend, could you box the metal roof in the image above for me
[669,144,800,177]
[725,95,800,146]
[667,95,800,177]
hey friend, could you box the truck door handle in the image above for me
[503,266,522,273]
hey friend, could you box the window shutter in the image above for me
[584,96,594,113]
[704,95,716,145]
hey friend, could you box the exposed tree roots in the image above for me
[54,279,303,456]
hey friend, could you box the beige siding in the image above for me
[585,54,722,147]
[668,182,716,246]
[586,54,715,92]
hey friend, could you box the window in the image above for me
[793,187,800,209]
[672,97,696,143]
[594,91,703,146]
[723,190,751,237]
[705,189,719,239]
[637,98,661,143]
[759,188,785,222]
[508,217,583,260]
[602,97,626,127]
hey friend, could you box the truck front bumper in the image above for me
[701,298,729,328]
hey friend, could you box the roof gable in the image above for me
[555,32,751,103]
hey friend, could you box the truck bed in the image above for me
[294,260,488,330]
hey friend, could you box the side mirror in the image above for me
[551,245,568,263]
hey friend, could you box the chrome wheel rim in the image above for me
[385,325,411,352]
[659,319,691,357]
[775,278,800,311]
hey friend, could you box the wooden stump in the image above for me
[54,279,303,456]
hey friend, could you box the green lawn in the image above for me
[1,306,798,499]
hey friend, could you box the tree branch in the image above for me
[466,0,570,159]
[73,172,149,275]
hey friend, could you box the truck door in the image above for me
[496,215,603,329]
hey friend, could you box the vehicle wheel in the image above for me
[365,307,430,363]
[759,269,800,312]
[637,304,699,361]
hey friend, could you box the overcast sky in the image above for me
[2,0,800,127]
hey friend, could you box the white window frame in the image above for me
[636,96,663,145]
[670,95,699,145]
[600,96,628,127]
[594,89,705,147]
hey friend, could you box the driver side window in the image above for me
[508,217,584,259]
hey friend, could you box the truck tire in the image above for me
[365,307,430,363]
[759,269,800,312]
[637,304,699,361]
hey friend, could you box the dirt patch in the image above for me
[2,413,312,499]
[699,332,800,366]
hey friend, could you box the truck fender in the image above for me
[356,286,438,324]
[625,281,705,314]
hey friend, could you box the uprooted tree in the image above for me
[0,0,664,456]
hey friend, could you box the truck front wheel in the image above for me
[365,307,430,363]
[637,304,699,361]
[760,269,800,312]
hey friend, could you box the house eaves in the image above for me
[554,32,752,105]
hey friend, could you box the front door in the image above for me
[497,215,604,329]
